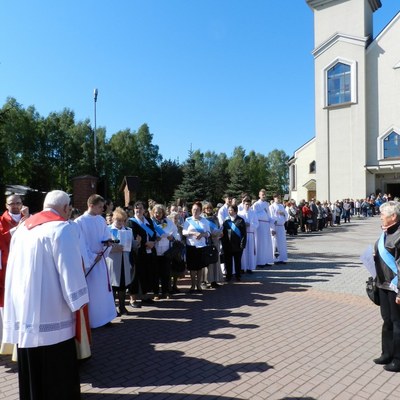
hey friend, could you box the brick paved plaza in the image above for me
[1,216,399,399]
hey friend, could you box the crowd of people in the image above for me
[1,189,400,398]
[281,193,394,236]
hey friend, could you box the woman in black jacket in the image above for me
[373,201,400,372]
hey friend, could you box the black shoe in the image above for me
[373,355,392,365]
[235,275,241,281]
[264,263,273,267]
[246,270,253,274]
[225,276,232,282]
[118,307,129,315]
[142,298,154,304]
[210,282,220,288]
[131,301,142,309]
[383,360,400,372]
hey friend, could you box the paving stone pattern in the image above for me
[1,216,399,399]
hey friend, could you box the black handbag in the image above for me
[164,240,185,262]
[165,240,186,273]
[205,238,219,264]
[207,243,219,264]
[366,276,380,306]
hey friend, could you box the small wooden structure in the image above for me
[119,176,140,206]
[71,175,98,212]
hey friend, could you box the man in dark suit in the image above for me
[221,204,247,282]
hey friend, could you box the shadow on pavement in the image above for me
[79,250,354,393]
[82,394,248,399]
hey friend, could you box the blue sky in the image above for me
[1,1,399,163]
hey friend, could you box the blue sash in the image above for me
[109,227,119,240]
[378,233,398,288]
[152,219,167,237]
[207,218,219,231]
[227,219,241,239]
[130,217,155,237]
[187,217,206,233]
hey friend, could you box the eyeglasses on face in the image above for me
[7,202,22,206]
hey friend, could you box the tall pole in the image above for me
[93,88,98,171]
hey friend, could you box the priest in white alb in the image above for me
[2,190,89,400]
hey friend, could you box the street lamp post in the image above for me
[93,88,98,171]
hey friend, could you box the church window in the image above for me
[383,132,400,159]
[327,63,351,105]
[309,161,316,173]
[290,164,296,190]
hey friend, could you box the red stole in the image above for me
[25,210,66,230]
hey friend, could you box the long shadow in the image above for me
[0,355,18,373]
[82,394,248,399]
[80,284,273,389]
[77,235,362,394]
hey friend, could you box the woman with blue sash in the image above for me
[152,204,180,299]
[202,202,224,288]
[182,201,211,293]
[221,204,247,282]
[373,201,400,372]
[126,201,158,307]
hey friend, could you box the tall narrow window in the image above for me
[383,132,400,159]
[327,63,351,106]
[309,161,316,173]
[290,164,296,190]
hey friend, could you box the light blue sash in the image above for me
[109,227,119,240]
[378,233,398,288]
[187,217,206,233]
[227,219,242,239]
[130,217,155,237]
[207,218,219,231]
[152,219,167,237]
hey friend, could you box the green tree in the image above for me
[246,151,269,198]
[136,123,162,200]
[174,149,206,204]
[157,159,183,204]
[107,128,140,202]
[265,149,289,197]
[227,146,250,199]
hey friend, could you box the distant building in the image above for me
[290,0,400,202]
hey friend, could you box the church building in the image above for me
[289,0,400,202]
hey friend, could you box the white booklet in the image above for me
[360,245,376,278]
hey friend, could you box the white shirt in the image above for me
[182,217,210,248]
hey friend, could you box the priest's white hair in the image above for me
[43,190,70,209]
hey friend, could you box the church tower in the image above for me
[306,0,382,201]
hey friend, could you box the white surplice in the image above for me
[252,199,274,265]
[269,202,288,262]
[238,208,259,271]
[75,213,117,328]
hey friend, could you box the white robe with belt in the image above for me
[269,202,288,262]
[238,208,259,271]
[75,213,117,328]
[252,199,274,265]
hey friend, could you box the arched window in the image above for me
[309,161,316,173]
[327,62,351,106]
[383,132,400,159]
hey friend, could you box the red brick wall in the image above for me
[71,175,98,212]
